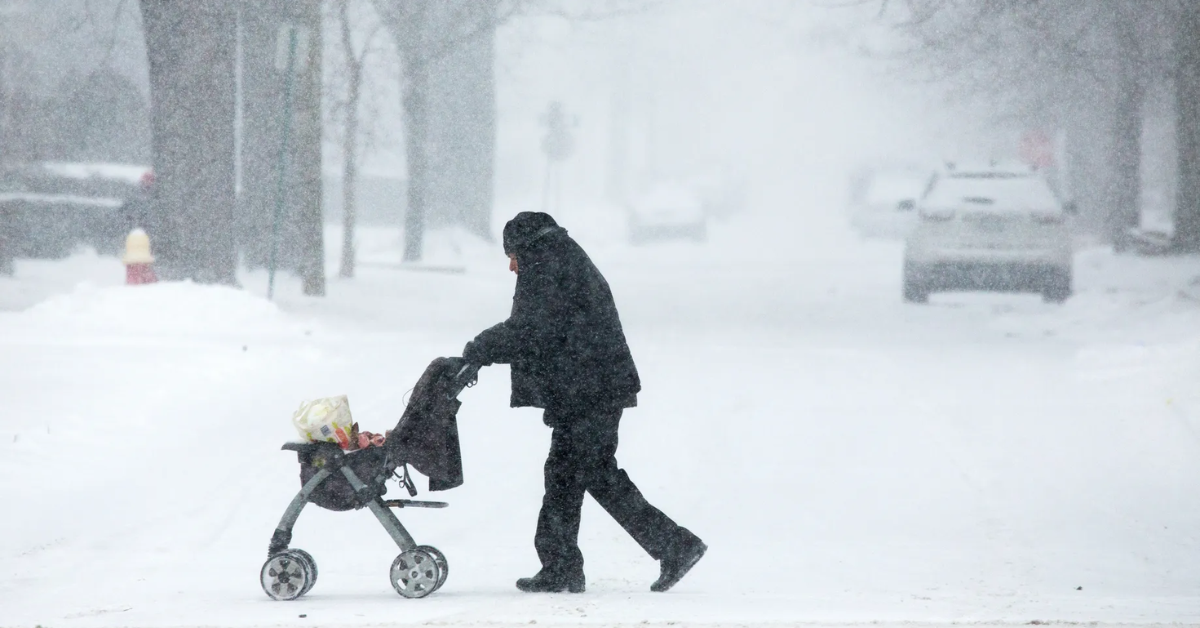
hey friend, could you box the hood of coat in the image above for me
[503,212,568,257]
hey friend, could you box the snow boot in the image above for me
[651,529,707,592]
[516,570,585,593]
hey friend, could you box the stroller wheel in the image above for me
[261,552,313,601]
[390,548,442,598]
[287,549,318,595]
[416,545,448,591]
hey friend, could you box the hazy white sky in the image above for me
[477,0,998,214]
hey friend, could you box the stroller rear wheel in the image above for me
[390,548,442,598]
[416,545,448,591]
[261,551,314,601]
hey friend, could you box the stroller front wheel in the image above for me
[390,548,442,598]
[416,545,449,591]
[261,551,315,601]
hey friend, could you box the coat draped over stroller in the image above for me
[387,356,468,491]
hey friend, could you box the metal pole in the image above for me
[267,27,298,301]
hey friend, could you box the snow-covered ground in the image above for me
[2,209,1199,628]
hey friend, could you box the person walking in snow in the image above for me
[462,211,707,594]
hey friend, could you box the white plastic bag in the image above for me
[292,395,355,447]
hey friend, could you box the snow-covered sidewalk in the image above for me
[1,225,1198,628]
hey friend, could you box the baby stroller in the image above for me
[260,358,479,601]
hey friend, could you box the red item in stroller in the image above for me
[260,358,479,601]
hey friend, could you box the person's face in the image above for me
[508,254,518,274]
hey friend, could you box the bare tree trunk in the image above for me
[295,6,326,297]
[140,0,238,284]
[402,57,430,262]
[1111,77,1144,250]
[1175,1,1200,251]
[457,10,496,241]
[427,1,496,240]
[338,0,361,278]
[340,116,358,277]
[239,3,280,270]
[373,0,433,262]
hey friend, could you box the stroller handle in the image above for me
[447,361,481,399]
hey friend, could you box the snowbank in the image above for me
[6,280,315,339]
[991,247,1200,342]
[3,218,1200,628]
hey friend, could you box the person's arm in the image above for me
[463,321,516,366]
[463,261,561,365]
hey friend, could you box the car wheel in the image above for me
[903,261,929,303]
[903,280,929,304]
[1042,268,1072,304]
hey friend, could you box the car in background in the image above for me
[687,164,748,222]
[626,180,707,245]
[847,165,931,239]
[902,161,1075,304]
[0,161,152,265]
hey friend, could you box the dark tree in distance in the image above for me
[1173,0,1200,251]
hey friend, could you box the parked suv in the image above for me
[902,162,1074,304]
[626,180,708,244]
[0,161,152,262]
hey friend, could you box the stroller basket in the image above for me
[260,358,479,601]
[294,442,394,511]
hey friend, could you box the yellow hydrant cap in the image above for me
[122,228,155,264]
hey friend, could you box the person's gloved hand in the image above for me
[462,339,490,366]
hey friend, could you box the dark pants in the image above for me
[535,407,682,576]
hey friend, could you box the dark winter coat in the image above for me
[464,212,640,417]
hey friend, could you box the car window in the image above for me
[923,174,1061,212]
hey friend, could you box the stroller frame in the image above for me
[260,362,478,602]
[268,443,444,557]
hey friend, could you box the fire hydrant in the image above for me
[122,228,157,285]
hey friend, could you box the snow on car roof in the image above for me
[0,192,124,209]
[922,173,1061,212]
[39,162,151,185]
[943,160,1036,177]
